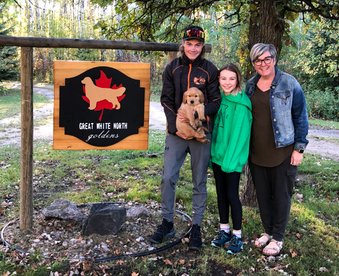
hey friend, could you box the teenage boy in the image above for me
[150,25,220,250]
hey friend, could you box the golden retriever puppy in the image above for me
[81,77,126,110]
[176,87,210,144]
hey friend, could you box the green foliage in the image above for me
[293,20,339,120]
[33,48,54,83]
[0,85,7,96]
[280,16,339,121]
[0,2,19,82]
[200,7,249,71]
[74,48,101,61]
[297,20,339,86]
[92,0,219,42]
[305,87,339,120]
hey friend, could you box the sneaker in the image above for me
[211,230,232,248]
[150,219,175,244]
[226,236,243,254]
[188,224,202,250]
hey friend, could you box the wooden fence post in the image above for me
[168,51,177,63]
[20,47,33,230]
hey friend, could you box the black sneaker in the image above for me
[150,219,175,244]
[226,235,243,254]
[211,230,232,248]
[188,224,202,250]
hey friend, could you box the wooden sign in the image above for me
[54,61,150,150]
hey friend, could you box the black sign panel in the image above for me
[59,66,145,147]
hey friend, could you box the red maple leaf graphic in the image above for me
[82,70,126,121]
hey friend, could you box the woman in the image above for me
[245,43,308,256]
[210,64,252,254]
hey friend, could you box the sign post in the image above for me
[20,47,34,230]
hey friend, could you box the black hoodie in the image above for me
[160,53,221,135]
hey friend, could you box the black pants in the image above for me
[212,163,242,230]
[249,155,298,241]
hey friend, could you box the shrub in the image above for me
[305,87,339,121]
[0,85,7,96]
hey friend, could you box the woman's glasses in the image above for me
[253,56,274,66]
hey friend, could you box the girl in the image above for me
[210,64,252,254]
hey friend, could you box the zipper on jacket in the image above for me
[187,64,192,90]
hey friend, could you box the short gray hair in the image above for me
[250,43,277,63]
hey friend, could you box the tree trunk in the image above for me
[240,163,258,207]
[242,0,285,207]
[246,0,285,80]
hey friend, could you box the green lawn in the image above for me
[0,138,338,275]
[309,118,339,129]
[0,89,338,275]
[0,88,50,120]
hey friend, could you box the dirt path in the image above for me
[1,83,338,161]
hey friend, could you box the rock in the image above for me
[126,206,151,218]
[81,203,126,236]
[41,199,85,222]
[100,243,109,252]
[136,236,144,242]
[267,256,276,262]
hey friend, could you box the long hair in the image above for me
[218,63,242,95]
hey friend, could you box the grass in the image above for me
[0,135,338,275]
[0,88,50,120]
[309,118,339,130]
[0,87,339,275]
[307,135,339,144]
[150,81,162,102]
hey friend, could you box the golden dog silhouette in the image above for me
[81,77,126,110]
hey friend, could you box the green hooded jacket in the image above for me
[211,92,252,173]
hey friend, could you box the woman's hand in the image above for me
[290,150,303,166]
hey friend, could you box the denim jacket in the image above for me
[245,67,309,150]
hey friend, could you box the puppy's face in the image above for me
[183,88,204,105]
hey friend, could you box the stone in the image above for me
[126,206,151,218]
[81,203,126,236]
[41,199,85,222]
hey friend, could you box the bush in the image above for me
[305,87,339,121]
[0,85,7,96]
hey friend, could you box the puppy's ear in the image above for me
[199,92,205,103]
[183,92,187,103]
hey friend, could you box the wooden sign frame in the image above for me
[53,61,150,150]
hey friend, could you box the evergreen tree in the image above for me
[0,2,19,82]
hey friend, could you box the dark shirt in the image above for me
[250,86,293,167]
